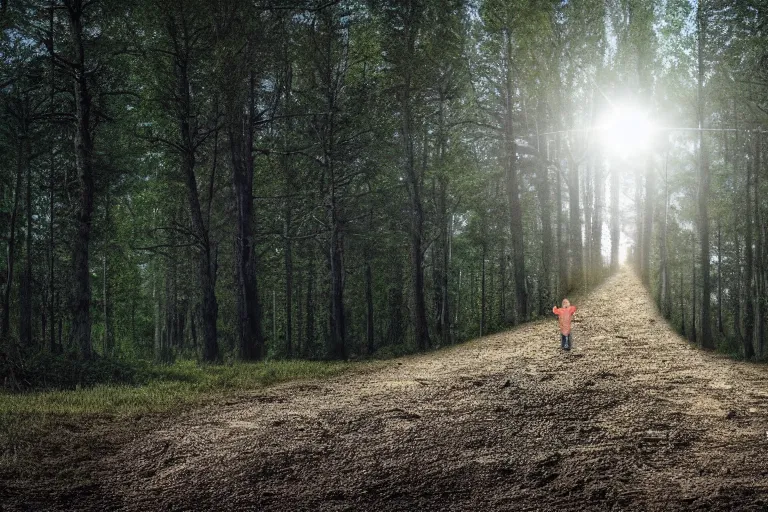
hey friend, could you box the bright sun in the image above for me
[597,105,655,157]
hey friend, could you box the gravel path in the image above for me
[6,268,768,510]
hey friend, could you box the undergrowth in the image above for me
[0,358,359,458]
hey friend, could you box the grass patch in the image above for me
[0,359,361,458]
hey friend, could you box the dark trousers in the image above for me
[560,333,571,351]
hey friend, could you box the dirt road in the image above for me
[6,268,768,510]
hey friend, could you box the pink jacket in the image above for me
[553,305,577,335]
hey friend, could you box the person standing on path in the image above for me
[553,299,577,351]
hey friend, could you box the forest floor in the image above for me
[3,268,768,511]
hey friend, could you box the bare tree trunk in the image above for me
[499,244,507,322]
[730,103,741,341]
[296,268,304,358]
[743,131,756,358]
[690,233,697,345]
[169,14,219,362]
[634,172,643,272]
[681,270,686,337]
[48,0,57,353]
[1,127,24,340]
[365,258,374,355]
[48,165,56,353]
[610,162,620,272]
[432,91,450,346]
[583,159,593,288]
[66,0,95,359]
[568,157,583,292]
[641,160,654,287]
[591,158,604,279]
[387,258,404,347]
[535,118,553,317]
[754,131,764,357]
[556,138,568,297]
[696,0,713,349]
[20,128,32,348]
[717,222,723,334]
[401,24,429,350]
[102,187,113,356]
[229,66,264,361]
[455,268,461,327]
[480,235,486,336]
[659,156,671,318]
[503,29,528,323]
[284,215,293,358]
[328,205,345,358]
[733,229,741,341]
[153,273,162,362]
[365,209,375,355]
[440,176,450,343]
[305,252,315,358]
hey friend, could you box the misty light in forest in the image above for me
[597,105,655,157]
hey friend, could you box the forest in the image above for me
[1,0,767,382]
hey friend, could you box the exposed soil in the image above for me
[3,268,768,511]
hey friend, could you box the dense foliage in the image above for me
[1,0,766,380]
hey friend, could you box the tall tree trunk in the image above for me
[659,157,671,318]
[170,16,219,362]
[48,0,57,353]
[365,209,375,355]
[610,162,620,272]
[641,160,654,287]
[743,131,755,358]
[480,232,486,336]
[681,269,686,337]
[48,156,56,353]
[634,172,643,272]
[733,229,741,341]
[328,203,345,359]
[20,127,32,348]
[284,215,293,358]
[690,233,697,344]
[503,29,528,323]
[102,186,113,356]
[186,157,218,363]
[387,257,404,347]
[296,268,304,358]
[401,17,429,351]
[66,0,95,359]
[696,0,713,349]
[583,159,593,288]
[568,157,583,292]
[754,131,764,357]
[153,271,162,362]
[434,92,450,346]
[500,244,508,321]
[439,176,450,344]
[730,100,741,342]
[717,222,723,334]
[230,69,264,361]
[305,252,315,358]
[535,120,553,317]
[556,139,568,297]
[1,127,25,339]
[591,158,604,279]
[455,268,461,327]
[365,257,374,355]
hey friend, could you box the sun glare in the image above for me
[597,105,655,157]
